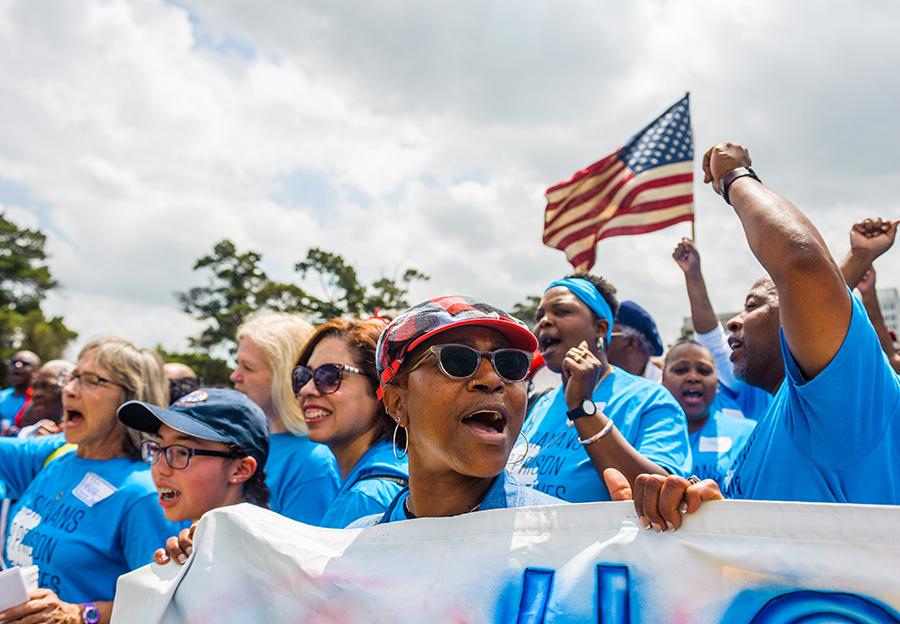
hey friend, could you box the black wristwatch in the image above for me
[567,398,597,421]
[718,167,761,205]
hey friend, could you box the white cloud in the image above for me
[0,0,897,358]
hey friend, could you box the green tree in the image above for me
[175,240,429,356]
[175,240,308,353]
[0,212,77,384]
[511,295,541,326]
[155,346,232,387]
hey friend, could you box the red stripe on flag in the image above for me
[547,174,692,248]
[554,195,693,251]
[543,172,634,243]
[545,153,622,195]
[544,160,627,223]
[595,213,695,242]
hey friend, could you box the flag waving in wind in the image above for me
[543,94,694,271]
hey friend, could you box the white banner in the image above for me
[112,501,900,623]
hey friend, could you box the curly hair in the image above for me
[563,272,620,319]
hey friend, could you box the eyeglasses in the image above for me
[66,370,126,390]
[8,359,34,369]
[33,378,66,392]
[406,344,533,383]
[140,440,242,470]
[292,363,365,395]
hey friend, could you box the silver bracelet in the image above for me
[578,418,615,446]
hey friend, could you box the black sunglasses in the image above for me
[407,344,533,383]
[292,363,365,395]
[140,440,242,470]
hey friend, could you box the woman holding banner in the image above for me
[507,273,692,503]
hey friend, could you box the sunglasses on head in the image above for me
[292,363,365,395]
[406,344,533,383]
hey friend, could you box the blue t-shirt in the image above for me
[716,380,773,421]
[724,294,900,503]
[1,446,184,602]
[0,387,27,427]
[510,367,692,502]
[0,434,69,500]
[688,410,756,488]
[377,471,560,524]
[267,433,340,525]
[320,440,408,529]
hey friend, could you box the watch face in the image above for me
[581,399,596,415]
[84,605,100,624]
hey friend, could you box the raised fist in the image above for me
[850,218,899,262]
[702,142,752,193]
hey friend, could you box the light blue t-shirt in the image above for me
[724,294,900,503]
[688,410,756,488]
[511,367,692,502]
[0,434,68,500]
[0,387,27,428]
[376,471,560,524]
[267,433,340,525]
[716,380,773,421]
[1,443,184,602]
[320,440,408,529]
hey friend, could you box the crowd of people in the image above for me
[0,141,897,623]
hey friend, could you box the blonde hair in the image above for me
[79,337,168,459]
[237,312,314,435]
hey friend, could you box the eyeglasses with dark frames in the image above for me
[291,363,365,395]
[140,440,242,470]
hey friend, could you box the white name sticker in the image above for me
[698,436,733,453]
[72,473,117,507]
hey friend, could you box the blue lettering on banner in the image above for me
[751,590,900,624]
[597,564,630,624]
[512,565,900,623]
[517,568,554,624]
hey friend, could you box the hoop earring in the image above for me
[392,422,408,460]
[507,432,530,467]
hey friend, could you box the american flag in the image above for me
[542,94,694,271]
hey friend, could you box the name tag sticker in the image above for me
[72,473,117,507]
[699,436,733,453]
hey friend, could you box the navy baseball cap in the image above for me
[615,300,664,356]
[117,388,269,469]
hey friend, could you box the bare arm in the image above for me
[673,238,719,333]
[704,143,851,379]
[563,342,669,488]
[858,269,900,374]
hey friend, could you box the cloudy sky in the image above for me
[1,0,898,359]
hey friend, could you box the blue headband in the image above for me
[545,278,614,345]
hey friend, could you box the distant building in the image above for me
[679,312,739,343]
[878,288,899,334]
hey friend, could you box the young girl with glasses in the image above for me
[293,318,408,528]
[116,388,270,565]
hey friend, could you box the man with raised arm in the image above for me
[622,143,900,522]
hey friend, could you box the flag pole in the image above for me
[691,219,696,244]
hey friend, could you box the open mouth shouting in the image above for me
[157,486,181,508]
[538,332,562,356]
[727,335,744,362]
[680,387,706,407]
[461,407,509,444]
[63,409,84,430]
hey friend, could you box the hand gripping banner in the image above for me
[112,501,900,623]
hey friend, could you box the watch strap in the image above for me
[719,167,761,205]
